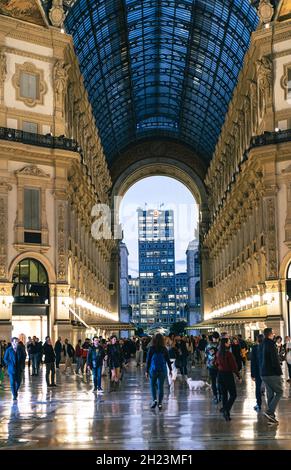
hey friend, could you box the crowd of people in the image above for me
[0,329,290,425]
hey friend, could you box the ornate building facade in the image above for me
[202,1,291,338]
[0,7,118,343]
[1,0,291,342]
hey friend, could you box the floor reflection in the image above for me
[0,362,290,449]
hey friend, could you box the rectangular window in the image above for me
[24,188,40,231]
[288,68,291,99]
[20,72,39,100]
[23,121,38,134]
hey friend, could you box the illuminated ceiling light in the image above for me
[76,297,117,321]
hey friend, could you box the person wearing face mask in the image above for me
[216,337,242,422]
[4,337,26,402]
[261,328,283,424]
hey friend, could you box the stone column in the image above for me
[52,189,71,341]
[0,181,12,340]
[284,181,291,248]
[119,242,129,338]
[263,196,278,280]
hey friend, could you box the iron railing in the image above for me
[0,127,79,152]
[251,129,291,147]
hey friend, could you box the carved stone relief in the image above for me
[264,197,278,279]
[0,182,12,280]
[56,200,67,282]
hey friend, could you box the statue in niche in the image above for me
[257,56,273,116]
[54,60,70,107]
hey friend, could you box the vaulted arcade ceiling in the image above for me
[63,0,258,165]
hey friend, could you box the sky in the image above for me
[119,176,199,277]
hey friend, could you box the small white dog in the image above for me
[186,378,211,391]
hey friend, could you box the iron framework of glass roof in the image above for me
[64,0,258,164]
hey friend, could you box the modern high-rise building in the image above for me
[137,208,176,328]
[186,240,201,329]
[175,272,189,323]
[128,275,140,325]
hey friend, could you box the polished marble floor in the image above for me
[0,361,291,450]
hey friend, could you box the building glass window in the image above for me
[20,72,39,100]
[288,68,291,99]
[12,258,49,304]
[24,188,40,230]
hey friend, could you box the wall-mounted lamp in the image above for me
[61,297,73,307]
[1,296,14,306]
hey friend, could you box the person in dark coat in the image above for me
[54,337,62,369]
[217,337,242,421]
[30,337,39,376]
[63,339,75,374]
[36,338,43,370]
[43,336,56,387]
[261,328,283,424]
[107,336,123,386]
[251,334,264,411]
[4,337,26,401]
[231,337,242,372]
[87,336,106,393]
[176,337,188,376]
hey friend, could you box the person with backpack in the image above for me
[205,332,220,403]
[87,336,106,394]
[146,333,172,410]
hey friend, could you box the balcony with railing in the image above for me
[0,127,79,152]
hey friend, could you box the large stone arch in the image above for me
[107,139,209,324]
[110,140,207,204]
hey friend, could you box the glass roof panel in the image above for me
[65,0,258,164]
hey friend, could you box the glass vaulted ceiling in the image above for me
[65,0,258,164]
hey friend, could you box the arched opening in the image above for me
[118,174,200,334]
[11,258,49,342]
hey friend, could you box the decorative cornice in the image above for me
[3,46,53,63]
[15,164,50,178]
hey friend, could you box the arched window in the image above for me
[287,262,291,279]
[12,258,49,304]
